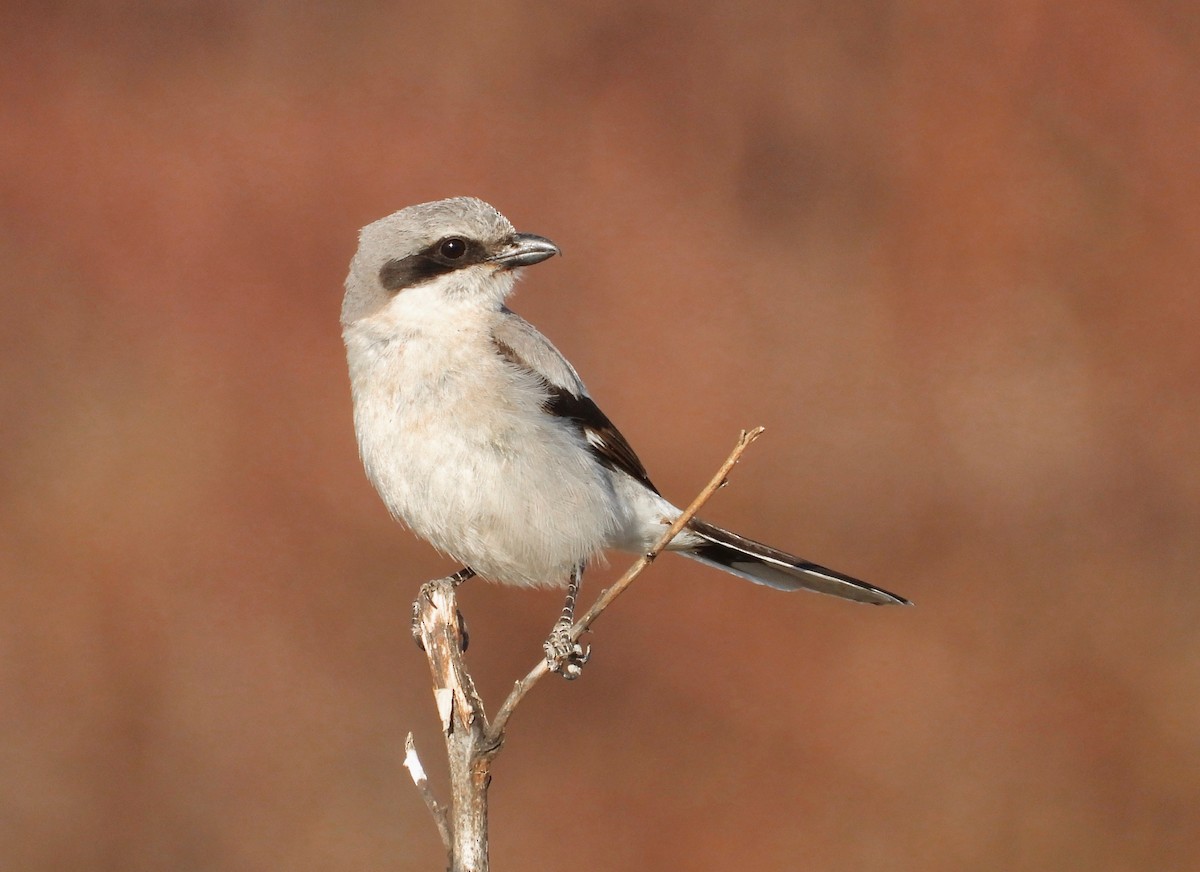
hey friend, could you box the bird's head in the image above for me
[341,197,560,328]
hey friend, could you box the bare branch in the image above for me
[403,732,452,853]
[407,428,767,871]
[411,580,493,872]
[487,426,765,740]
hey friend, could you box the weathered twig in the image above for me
[402,733,451,853]
[410,578,494,872]
[408,427,766,872]
[487,426,765,739]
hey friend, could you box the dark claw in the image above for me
[543,626,591,680]
[457,609,469,653]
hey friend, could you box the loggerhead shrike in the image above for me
[342,197,909,678]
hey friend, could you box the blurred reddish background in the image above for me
[2,2,1198,870]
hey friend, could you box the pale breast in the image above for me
[349,327,622,587]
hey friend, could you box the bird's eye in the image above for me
[439,237,467,259]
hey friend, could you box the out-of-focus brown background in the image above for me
[3,2,1198,870]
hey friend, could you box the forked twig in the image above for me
[408,427,766,872]
[487,426,765,741]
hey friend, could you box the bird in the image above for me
[341,197,909,678]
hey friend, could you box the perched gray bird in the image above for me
[341,197,909,677]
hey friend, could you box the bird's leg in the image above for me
[543,565,591,680]
[412,567,476,652]
[449,567,477,587]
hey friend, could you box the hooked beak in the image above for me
[489,233,561,269]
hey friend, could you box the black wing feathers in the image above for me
[492,337,659,493]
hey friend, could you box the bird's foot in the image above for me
[411,579,469,653]
[543,623,590,680]
[410,596,423,650]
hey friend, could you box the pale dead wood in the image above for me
[408,427,766,872]
[410,576,499,872]
[402,733,451,853]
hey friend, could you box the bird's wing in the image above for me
[491,309,659,494]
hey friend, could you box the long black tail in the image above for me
[682,519,910,605]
